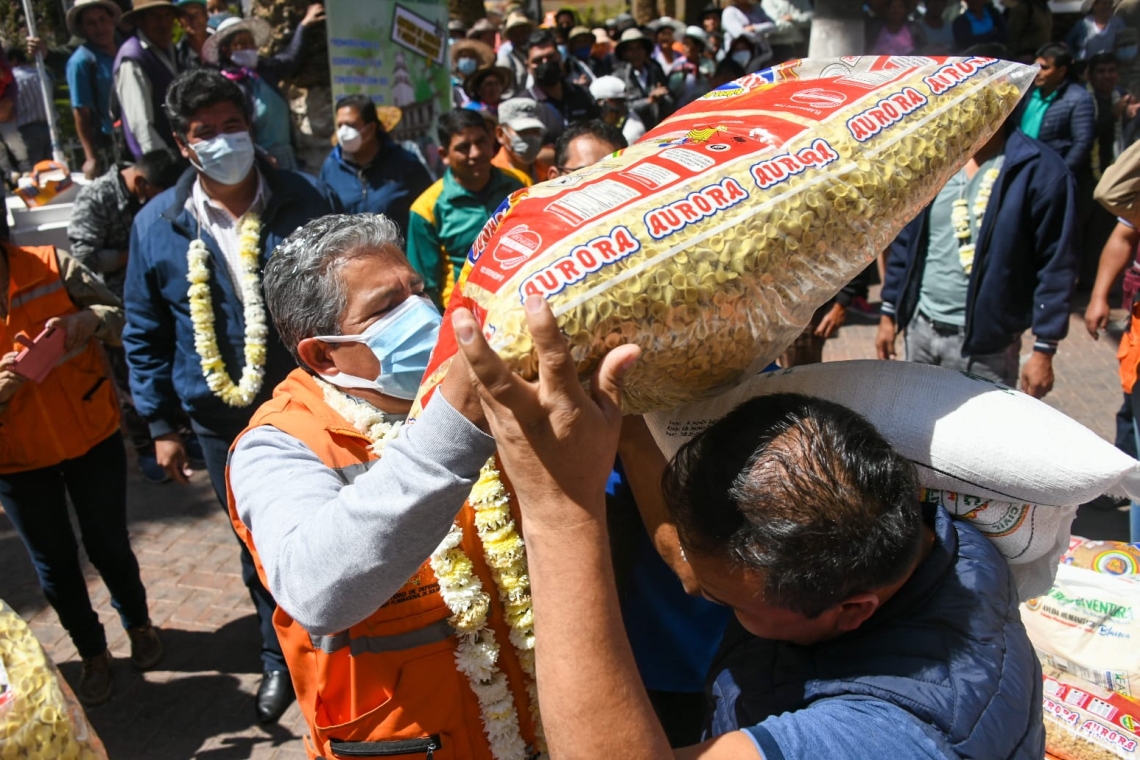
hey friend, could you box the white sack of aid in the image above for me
[644,360,1140,601]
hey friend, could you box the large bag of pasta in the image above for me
[0,599,108,760]
[1041,667,1140,760]
[641,361,1140,600]
[1023,539,1140,704]
[413,55,1035,415]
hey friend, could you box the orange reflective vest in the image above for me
[1120,301,1140,394]
[1,244,119,474]
[226,369,537,760]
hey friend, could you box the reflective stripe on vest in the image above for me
[9,279,64,309]
[310,618,453,656]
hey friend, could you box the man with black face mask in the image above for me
[521,29,600,153]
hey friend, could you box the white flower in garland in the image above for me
[468,460,546,752]
[317,374,534,758]
[430,524,529,760]
[954,167,1001,276]
[186,214,267,407]
[315,376,403,456]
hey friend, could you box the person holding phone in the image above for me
[0,236,161,708]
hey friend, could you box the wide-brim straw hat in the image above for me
[616,28,654,57]
[121,0,176,26]
[463,65,515,101]
[504,11,534,33]
[67,0,123,37]
[450,38,495,68]
[683,25,709,48]
[201,16,272,65]
[467,18,498,38]
[649,16,686,36]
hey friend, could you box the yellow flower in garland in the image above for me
[469,459,546,752]
[954,166,1001,276]
[430,524,529,760]
[185,214,267,407]
[320,377,531,759]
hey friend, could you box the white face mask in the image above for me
[337,124,364,153]
[731,50,751,68]
[230,48,259,69]
[189,131,256,185]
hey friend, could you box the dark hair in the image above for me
[163,69,249,138]
[5,45,28,66]
[524,29,558,57]
[963,42,1010,60]
[664,393,923,619]
[553,119,627,167]
[714,57,745,81]
[1037,42,1074,72]
[437,108,489,147]
[335,94,379,127]
[134,149,188,188]
[1088,51,1119,74]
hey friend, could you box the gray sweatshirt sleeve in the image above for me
[230,393,495,635]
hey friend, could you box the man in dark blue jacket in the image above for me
[1020,43,1096,177]
[122,69,337,723]
[319,94,433,238]
[877,125,1077,399]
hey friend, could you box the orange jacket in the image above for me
[1121,302,1140,393]
[1,244,119,474]
[226,369,536,759]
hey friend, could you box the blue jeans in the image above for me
[0,433,149,658]
[191,421,287,672]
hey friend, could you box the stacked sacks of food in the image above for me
[414,55,1037,415]
[1023,540,1140,760]
[641,361,1140,601]
[0,599,108,760]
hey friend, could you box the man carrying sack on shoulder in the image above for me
[225,214,541,759]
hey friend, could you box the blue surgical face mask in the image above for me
[189,130,256,185]
[315,295,441,399]
[457,56,479,75]
[230,48,259,69]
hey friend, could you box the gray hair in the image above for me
[263,213,404,369]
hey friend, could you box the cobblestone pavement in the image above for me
[0,293,1131,758]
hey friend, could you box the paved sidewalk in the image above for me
[0,296,1131,758]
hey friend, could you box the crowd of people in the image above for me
[2,0,1140,757]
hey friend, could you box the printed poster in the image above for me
[326,0,451,176]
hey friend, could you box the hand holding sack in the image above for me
[414,56,1036,415]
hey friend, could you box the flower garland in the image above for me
[952,166,1001,276]
[314,376,403,456]
[468,460,546,753]
[431,525,529,760]
[316,371,541,756]
[186,214,267,407]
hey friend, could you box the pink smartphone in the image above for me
[12,326,67,383]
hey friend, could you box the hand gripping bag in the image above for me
[413,55,1036,415]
